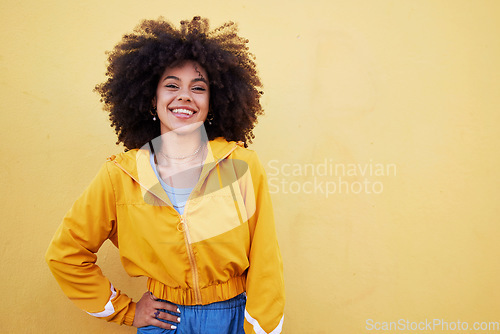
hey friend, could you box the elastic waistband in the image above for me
[147,275,247,306]
[159,293,246,310]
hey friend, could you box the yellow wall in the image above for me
[1,1,499,333]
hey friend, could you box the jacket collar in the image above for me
[109,137,241,206]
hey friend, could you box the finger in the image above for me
[149,293,180,314]
[149,292,158,301]
[152,300,181,314]
[155,310,181,323]
[151,318,178,330]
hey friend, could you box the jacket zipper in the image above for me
[177,144,240,305]
[179,215,202,304]
[111,143,241,305]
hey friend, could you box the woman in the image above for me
[45,16,284,334]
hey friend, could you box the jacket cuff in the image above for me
[122,301,136,326]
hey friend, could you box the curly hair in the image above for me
[94,16,263,150]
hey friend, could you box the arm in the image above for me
[45,162,136,325]
[244,152,285,334]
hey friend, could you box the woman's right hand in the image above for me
[133,292,181,330]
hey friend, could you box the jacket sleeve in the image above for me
[45,161,136,326]
[244,151,285,334]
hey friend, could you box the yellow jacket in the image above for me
[45,138,285,333]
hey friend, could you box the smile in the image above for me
[171,108,195,116]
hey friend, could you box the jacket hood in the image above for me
[107,137,244,207]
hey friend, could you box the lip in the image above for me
[169,106,197,119]
[169,106,197,112]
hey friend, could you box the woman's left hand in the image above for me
[133,292,181,329]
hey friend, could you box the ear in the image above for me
[152,97,157,107]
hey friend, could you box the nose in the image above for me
[177,88,192,102]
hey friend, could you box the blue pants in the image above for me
[137,293,246,334]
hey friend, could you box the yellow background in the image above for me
[1,0,499,333]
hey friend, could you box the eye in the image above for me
[192,86,207,92]
[164,83,178,89]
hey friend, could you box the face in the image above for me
[154,60,210,135]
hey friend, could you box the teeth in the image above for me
[172,108,194,115]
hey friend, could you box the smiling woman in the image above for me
[45,16,284,334]
[94,16,263,150]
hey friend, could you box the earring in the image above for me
[207,111,214,125]
[150,106,158,121]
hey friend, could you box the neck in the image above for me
[160,131,203,159]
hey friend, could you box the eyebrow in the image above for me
[162,76,208,84]
[193,77,208,84]
[164,75,180,81]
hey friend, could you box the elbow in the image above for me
[45,241,58,271]
[45,246,53,268]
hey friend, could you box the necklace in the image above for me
[160,143,202,160]
[158,144,205,165]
